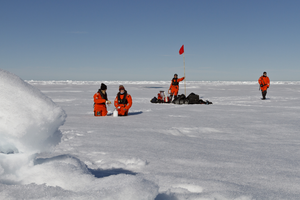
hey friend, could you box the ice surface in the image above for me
[1,71,300,199]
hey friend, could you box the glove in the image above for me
[260,84,263,87]
[106,100,111,104]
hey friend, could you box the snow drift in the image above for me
[0,69,67,185]
[0,69,66,154]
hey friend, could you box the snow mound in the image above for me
[0,155,159,199]
[0,69,66,154]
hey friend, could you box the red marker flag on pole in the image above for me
[179,45,186,95]
[179,45,184,55]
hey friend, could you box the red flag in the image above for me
[179,45,184,55]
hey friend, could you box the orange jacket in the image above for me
[114,92,132,110]
[169,77,184,90]
[94,91,107,111]
[258,76,270,91]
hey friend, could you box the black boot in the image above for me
[262,90,267,99]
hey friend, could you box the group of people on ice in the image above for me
[93,84,132,117]
[93,74,186,117]
[94,71,270,116]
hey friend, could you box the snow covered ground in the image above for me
[1,69,300,200]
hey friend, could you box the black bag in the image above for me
[173,94,188,104]
[187,93,199,104]
[150,97,158,103]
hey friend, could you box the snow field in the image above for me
[1,69,300,199]
[39,81,300,199]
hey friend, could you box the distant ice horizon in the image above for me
[26,80,300,86]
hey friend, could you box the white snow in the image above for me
[1,69,300,200]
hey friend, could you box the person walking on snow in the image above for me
[93,83,111,116]
[258,72,270,100]
[169,74,185,101]
[114,85,132,116]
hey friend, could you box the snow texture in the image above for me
[1,69,300,200]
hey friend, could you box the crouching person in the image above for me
[114,85,132,116]
[94,83,111,116]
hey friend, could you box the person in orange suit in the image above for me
[114,85,132,116]
[258,72,270,100]
[93,83,111,116]
[169,74,185,101]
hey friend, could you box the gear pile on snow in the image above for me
[151,92,212,105]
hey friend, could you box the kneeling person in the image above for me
[94,83,111,116]
[114,85,132,116]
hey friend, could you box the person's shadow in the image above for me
[128,111,143,116]
[107,111,143,116]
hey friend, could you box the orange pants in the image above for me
[94,106,107,116]
[117,107,129,116]
[170,86,179,96]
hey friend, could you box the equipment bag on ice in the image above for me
[173,94,189,104]
[150,92,212,105]
[187,93,199,104]
[150,97,158,103]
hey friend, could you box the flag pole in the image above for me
[183,52,186,96]
[179,45,186,96]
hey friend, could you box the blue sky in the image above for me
[1,0,299,81]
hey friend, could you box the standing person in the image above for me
[169,74,185,101]
[258,72,270,100]
[93,83,111,116]
[114,85,132,116]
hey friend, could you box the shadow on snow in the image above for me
[155,193,179,200]
[88,168,137,178]
[128,111,143,116]
[107,111,143,116]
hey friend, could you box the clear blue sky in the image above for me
[1,0,299,81]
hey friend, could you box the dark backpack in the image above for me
[187,93,199,104]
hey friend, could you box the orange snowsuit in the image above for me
[258,76,270,91]
[94,91,108,116]
[169,77,185,96]
[114,91,132,116]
